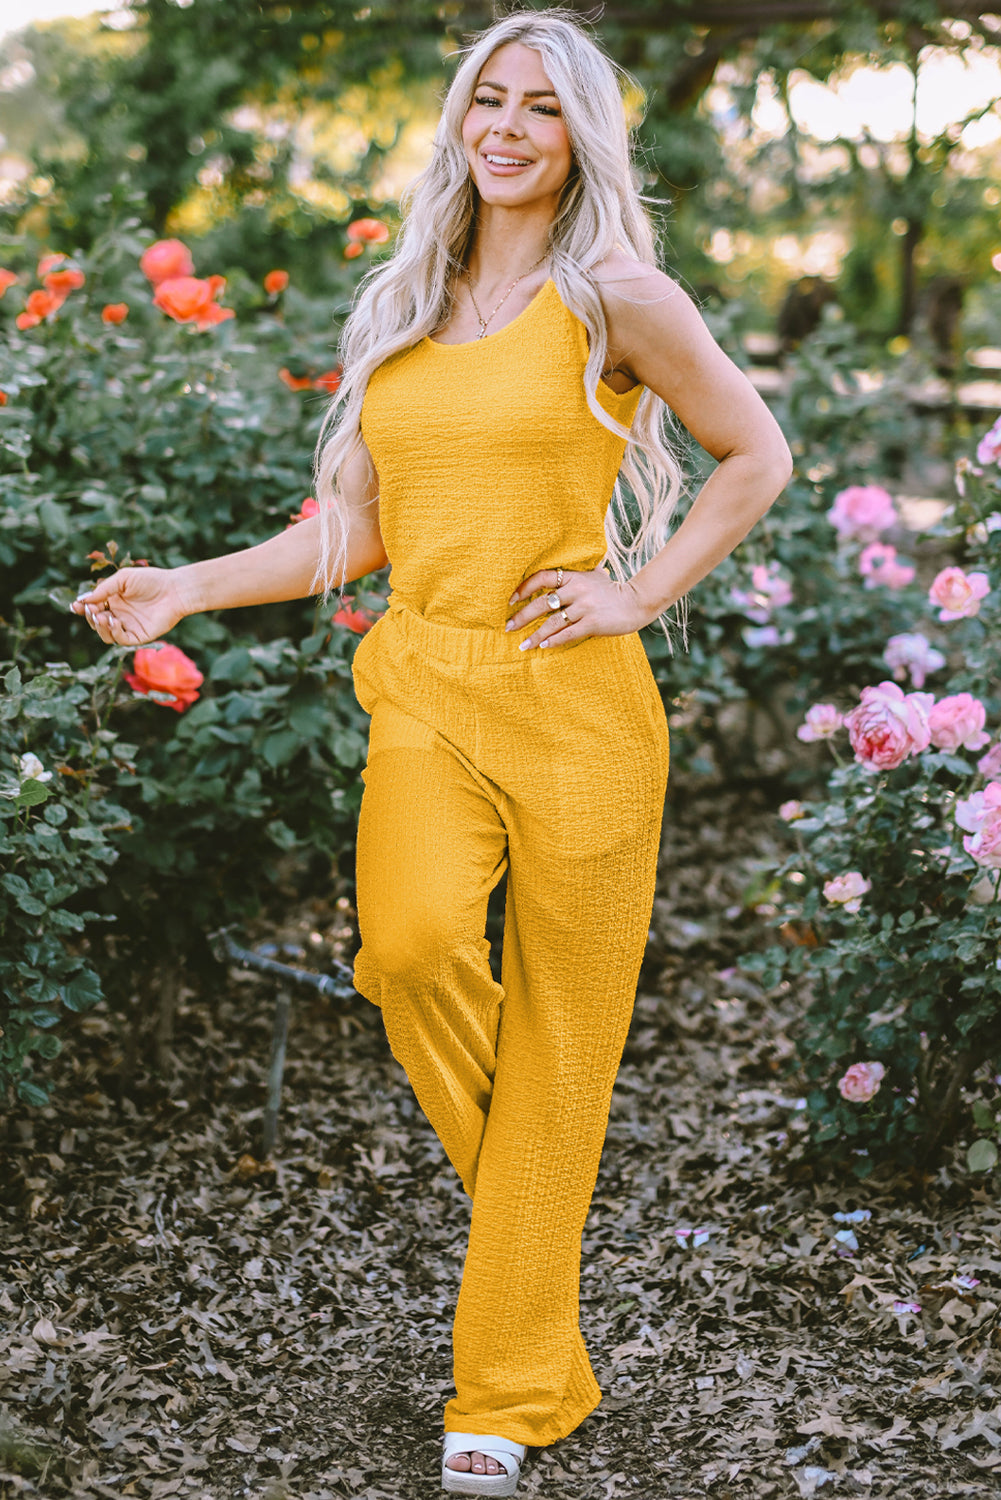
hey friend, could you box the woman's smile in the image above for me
[463,42,572,210]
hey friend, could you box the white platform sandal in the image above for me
[441,1432,527,1496]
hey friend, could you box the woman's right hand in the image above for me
[71,566,189,648]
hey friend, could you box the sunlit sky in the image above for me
[2,0,1000,149]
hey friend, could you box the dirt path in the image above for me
[2,777,999,1499]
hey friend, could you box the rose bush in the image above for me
[739,423,1000,1170]
[0,222,391,1101]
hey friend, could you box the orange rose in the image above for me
[332,603,374,634]
[343,241,364,260]
[153,275,234,330]
[312,368,342,395]
[0,269,18,297]
[16,288,61,329]
[102,303,129,325]
[287,496,320,526]
[37,253,66,277]
[278,366,315,392]
[0,391,7,406]
[140,238,195,285]
[124,643,203,713]
[264,269,289,294]
[346,217,390,244]
[44,266,85,299]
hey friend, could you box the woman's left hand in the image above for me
[506,565,652,649]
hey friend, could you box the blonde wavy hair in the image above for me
[313,6,687,642]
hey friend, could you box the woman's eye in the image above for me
[533,105,559,116]
[474,95,500,106]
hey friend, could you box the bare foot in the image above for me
[445,1450,508,1477]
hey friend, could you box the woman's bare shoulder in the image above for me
[589,252,691,327]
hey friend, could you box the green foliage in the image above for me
[0,656,126,1106]
[739,445,1001,1170]
[0,223,385,1101]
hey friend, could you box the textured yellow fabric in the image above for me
[360,277,642,629]
[350,280,670,1449]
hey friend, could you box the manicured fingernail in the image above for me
[504,620,513,631]
[519,639,533,651]
[509,594,518,606]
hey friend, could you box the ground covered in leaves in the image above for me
[2,770,1000,1500]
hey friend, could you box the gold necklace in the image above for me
[462,254,549,339]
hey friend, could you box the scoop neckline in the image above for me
[424,276,556,350]
[421,276,644,406]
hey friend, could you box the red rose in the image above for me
[124,643,203,713]
[153,275,234,331]
[43,267,85,299]
[0,391,7,406]
[140,239,195,285]
[312,368,342,395]
[16,289,61,329]
[287,496,320,526]
[264,269,289,294]
[278,367,314,391]
[102,303,129,325]
[346,217,390,244]
[332,604,374,635]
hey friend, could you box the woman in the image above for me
[74,9,792,1495]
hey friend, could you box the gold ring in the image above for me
[556,567,564,587]
[560,608,569,624]
[547,592,561,611]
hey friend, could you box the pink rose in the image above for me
[797,703,843,742]
[823,871,871,912]
[929,566,990,621]
[976,416,1001,467]
[927,693,991,753]
[828,485,897,540]
[858,542,914,590]
[838,1061,886,1102]
[955,783,1001,834]
[140,238,195,285]
[978,743,1001,779]
[962,811,1001,870]
[844,681,933,770]
[730,562,792,623]
[883,633,945,689]
[779,800,805,821]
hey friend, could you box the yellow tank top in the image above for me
[360,277,643,630]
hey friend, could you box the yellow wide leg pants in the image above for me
[350,599,670,1449]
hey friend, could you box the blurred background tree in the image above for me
[0,0,999,333]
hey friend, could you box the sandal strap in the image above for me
[443,1432,527,1465]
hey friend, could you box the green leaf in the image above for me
[16,1080,49,1107]
[967,1139,998,1173]
[61,970,103,1012]
[16,780,52,811]
[261,729,301,769]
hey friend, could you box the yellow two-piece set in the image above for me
[350,278,670,1448]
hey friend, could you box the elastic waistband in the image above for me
[384,593,529,666]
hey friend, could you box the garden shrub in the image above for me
[1,224,385,1101]
[740,419,1001,1170]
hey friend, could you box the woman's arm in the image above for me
[507,259,793,647]
[73,437,386,648]
[602,260,793,617]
